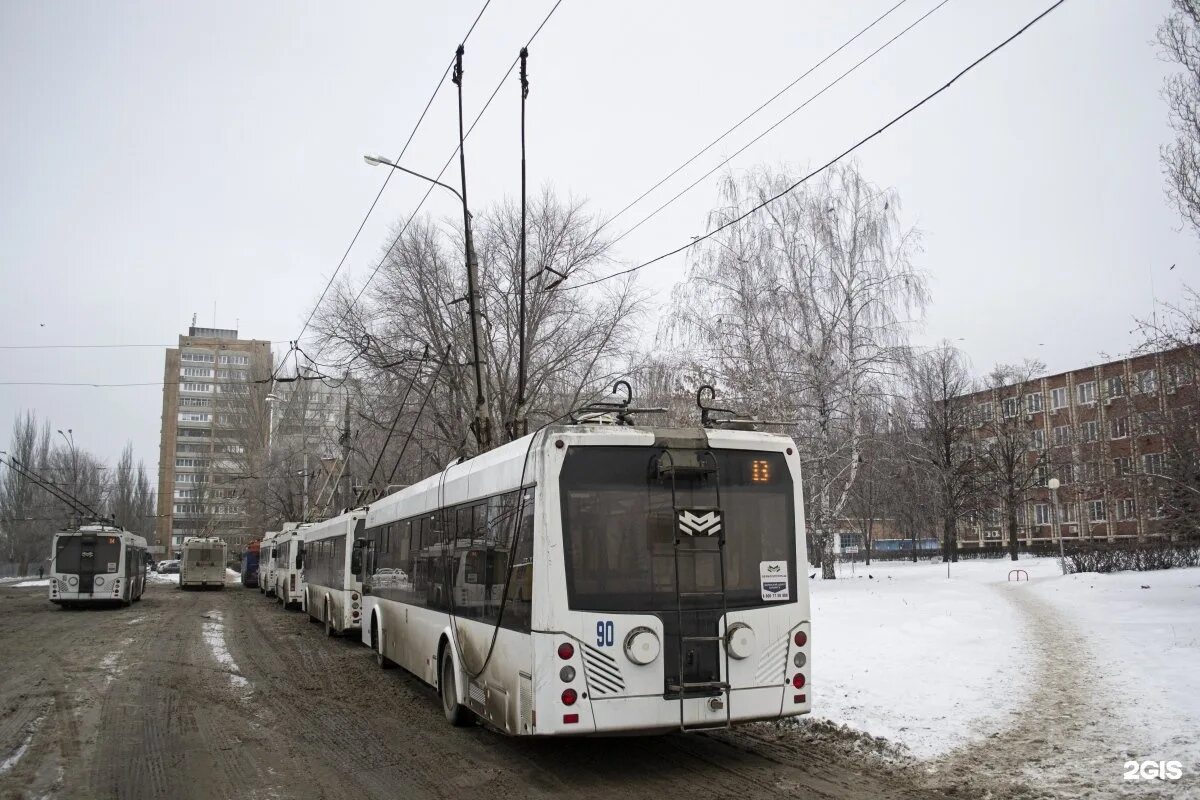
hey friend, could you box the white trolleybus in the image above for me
[361,421,811,736]
[273,523,311,609]
[180,536,228,589]
[301,509,368,636]
[259,530,280,597]
[49,524,148,607]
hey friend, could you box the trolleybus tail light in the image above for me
[794,631,807,648]
[794,694,806,704]
[561,688,578,706]
[557,642,575,660]
[560,666,576,683]
[563,713,579,724]
[792,673,806,689]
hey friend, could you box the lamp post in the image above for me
[1048,477,1064,574]
[364,151,491,451]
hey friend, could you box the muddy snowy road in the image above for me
[0,580,999,800]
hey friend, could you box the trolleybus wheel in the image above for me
[440,647,472,727]
[374,619,394,669]
[324,602,337,637]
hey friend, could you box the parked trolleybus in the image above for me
[180,536,228,589]
[302,509,367,636]
[49,524,148,607]
[259,530,280,597]
[361,422,811,735]
[273,523,310,609]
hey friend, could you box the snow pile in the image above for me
[810,557,1044,758]
[148,572,179,585]
[200,609,249,690]
[11,579,50,588]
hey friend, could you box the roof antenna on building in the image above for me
[191,312,197,327]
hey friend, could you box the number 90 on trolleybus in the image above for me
[361,423,811,735]
[49,524,148,607]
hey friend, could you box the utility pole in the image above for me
[340,374,352,510]
[513,46,530,441]
[452,44,493,452]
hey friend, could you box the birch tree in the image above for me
[665,162,927,578]
[1159,1,1200,239]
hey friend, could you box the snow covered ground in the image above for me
[10,579,50,588]
[810,555,1200,795]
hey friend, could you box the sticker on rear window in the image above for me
[760,560,789,601]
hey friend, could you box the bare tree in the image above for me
[664,162,927,578]
[0,413,55,574]
[1159,2,1200,239]
[903,344,979,562]
[108,443,154,539]
[314,189,644,471]
[976,360,1050,561]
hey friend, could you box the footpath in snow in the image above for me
[810,554,1200,791]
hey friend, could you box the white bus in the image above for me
[273,524,311,609]
[180,536,228,589]
[49,524,148,607]
[301,509,368,636]
[361,423,811,735]
[259,530,280,597]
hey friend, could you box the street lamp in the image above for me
[1048,477,1064,574]
[363,154,469,211]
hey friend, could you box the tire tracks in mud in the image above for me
[3,583,972,800]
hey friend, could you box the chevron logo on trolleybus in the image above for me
[677,509,722,536]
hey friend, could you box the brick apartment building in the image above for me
[957,345,1196,549]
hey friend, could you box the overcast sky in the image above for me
[0,0,1192,491]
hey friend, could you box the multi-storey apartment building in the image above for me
[958,345,1196,549]
[155,326,272,554]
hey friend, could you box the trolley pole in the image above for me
[513,46,530,441]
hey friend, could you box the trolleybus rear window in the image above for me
[560,447,796,612]
[55,536,122,574]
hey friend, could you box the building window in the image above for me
[1001,397,1020,418]
[180,367,213,378]
[1081,461,1101,483]
[181,352,214,363]
[1051,387,1068,409]
[1143,452,1165,475]
[1135,369,1158,395]
[1118,498,1136,520]
[177,412,210,423]
[1035,465,1050,486]
[1029,429,1045,450]
[1061,502,1078,523]
[977,402,994,423]
[1080,420,1099,442]
[219,354,250,365]
[1076,381,1096,405]
[1113,456,1132,476]
[179,397,211,408]
[1034,504,1051,525]
[215,368,248,380]
[1053,425,1071,447]
[1166,363,1194,389]
[180,382,213,393]
[1025,392,1043,413]
[1087,500,1107,523]
[1105,375,1125,402]
[1138,411,1163,435]
[1110,416,1128,439]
